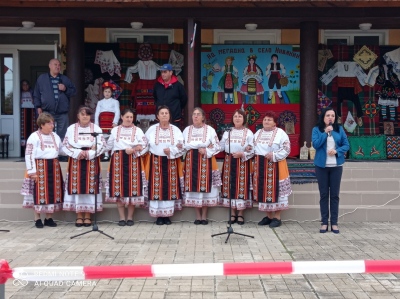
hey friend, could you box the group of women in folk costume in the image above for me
[22,104,292,229]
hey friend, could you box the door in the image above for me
[0,49,19,157]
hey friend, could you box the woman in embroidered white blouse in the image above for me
[253,112,292,228]
[21,112,65,228]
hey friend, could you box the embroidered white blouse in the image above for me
[183,124,221,158]
[63,123,105,159]
[25,131,64,174]
[145,124,185,159]
[94,98,121,126]
[106,125,148,156]
[124,60,160,83]
[253,127,291,162]
[219,127,254,162]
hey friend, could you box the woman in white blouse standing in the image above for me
[62,106,106,228]
[21,112,64,228]
[105,108,148,226]
[253,111,292,228]
[183,107,222,225]
[219,109,254,225]
[145,105,185,225]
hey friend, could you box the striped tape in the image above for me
[2,260,400,283]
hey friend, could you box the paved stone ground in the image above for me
[2,220,400,299]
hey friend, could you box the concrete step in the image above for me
[0,159,399,222]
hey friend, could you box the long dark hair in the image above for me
[118,108,134,125]
[317,107,340,133]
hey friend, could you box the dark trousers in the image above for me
[53,113,69,140]
[337,87,363,117]
[315,166,343,225]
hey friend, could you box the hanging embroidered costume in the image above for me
[62,123,106,213]
[219,128,254,210]
[124,44,160,121]
[320,61,367,119]
[85,78,104,113]
[144,124,185,217]
[105,125,148,206]
[21,131,64,213]
[366,64,400,121]
[253,127,292,212]
[183,124,222,207]
[94,50,121,77]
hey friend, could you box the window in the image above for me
[107,29,173,44]
[322,30,388,46]
[214,29,281,45]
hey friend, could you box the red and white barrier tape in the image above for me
[1,259,400,283]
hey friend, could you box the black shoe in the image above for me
[35,219,44,228]
[331,225,340,234]
[83,218,92,227]
[101,156,110,162]
[163,217,172,225]
[258,216,272,226]
[194,219,201,225]
[201,220,208,225]
[228,216,237,225]
[156,217,164,225]
[44,218,57,227]
[269,218,282,228]
[237,216,245,225]
[126,220,134,226]
[320,224,328,233]
[118,220,126,226]
[75,218,83,227]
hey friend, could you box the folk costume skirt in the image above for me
[147,154,184,217]
[183,149,221,208]
[105,150,146,207]
[253,155,292,212]
[63,157,103,213]
[220,153,252,210]
[21,158,64,213]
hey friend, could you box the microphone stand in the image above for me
[211,128,254,243]
[71,131,114,240]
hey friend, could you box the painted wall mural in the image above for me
[201,45,301,157]
[201,45,300,105]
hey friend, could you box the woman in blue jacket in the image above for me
[312,108,349,234]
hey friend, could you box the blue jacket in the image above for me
[33,73,76,114]
[312,125,349,168]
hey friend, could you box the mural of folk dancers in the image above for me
[213,56,239,103]
[266,54,286,102]
[240,55,264,104]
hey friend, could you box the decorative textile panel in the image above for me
[348,135,387,160]
[319,44,400,136]
[386,136,400,159]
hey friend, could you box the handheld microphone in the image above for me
[328,122,332,137]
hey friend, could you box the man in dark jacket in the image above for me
[153,64,187,126]
[33,58,76,140]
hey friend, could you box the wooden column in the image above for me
[66,19,84,123]
[183,19,201,126]
[300,21,319,147]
